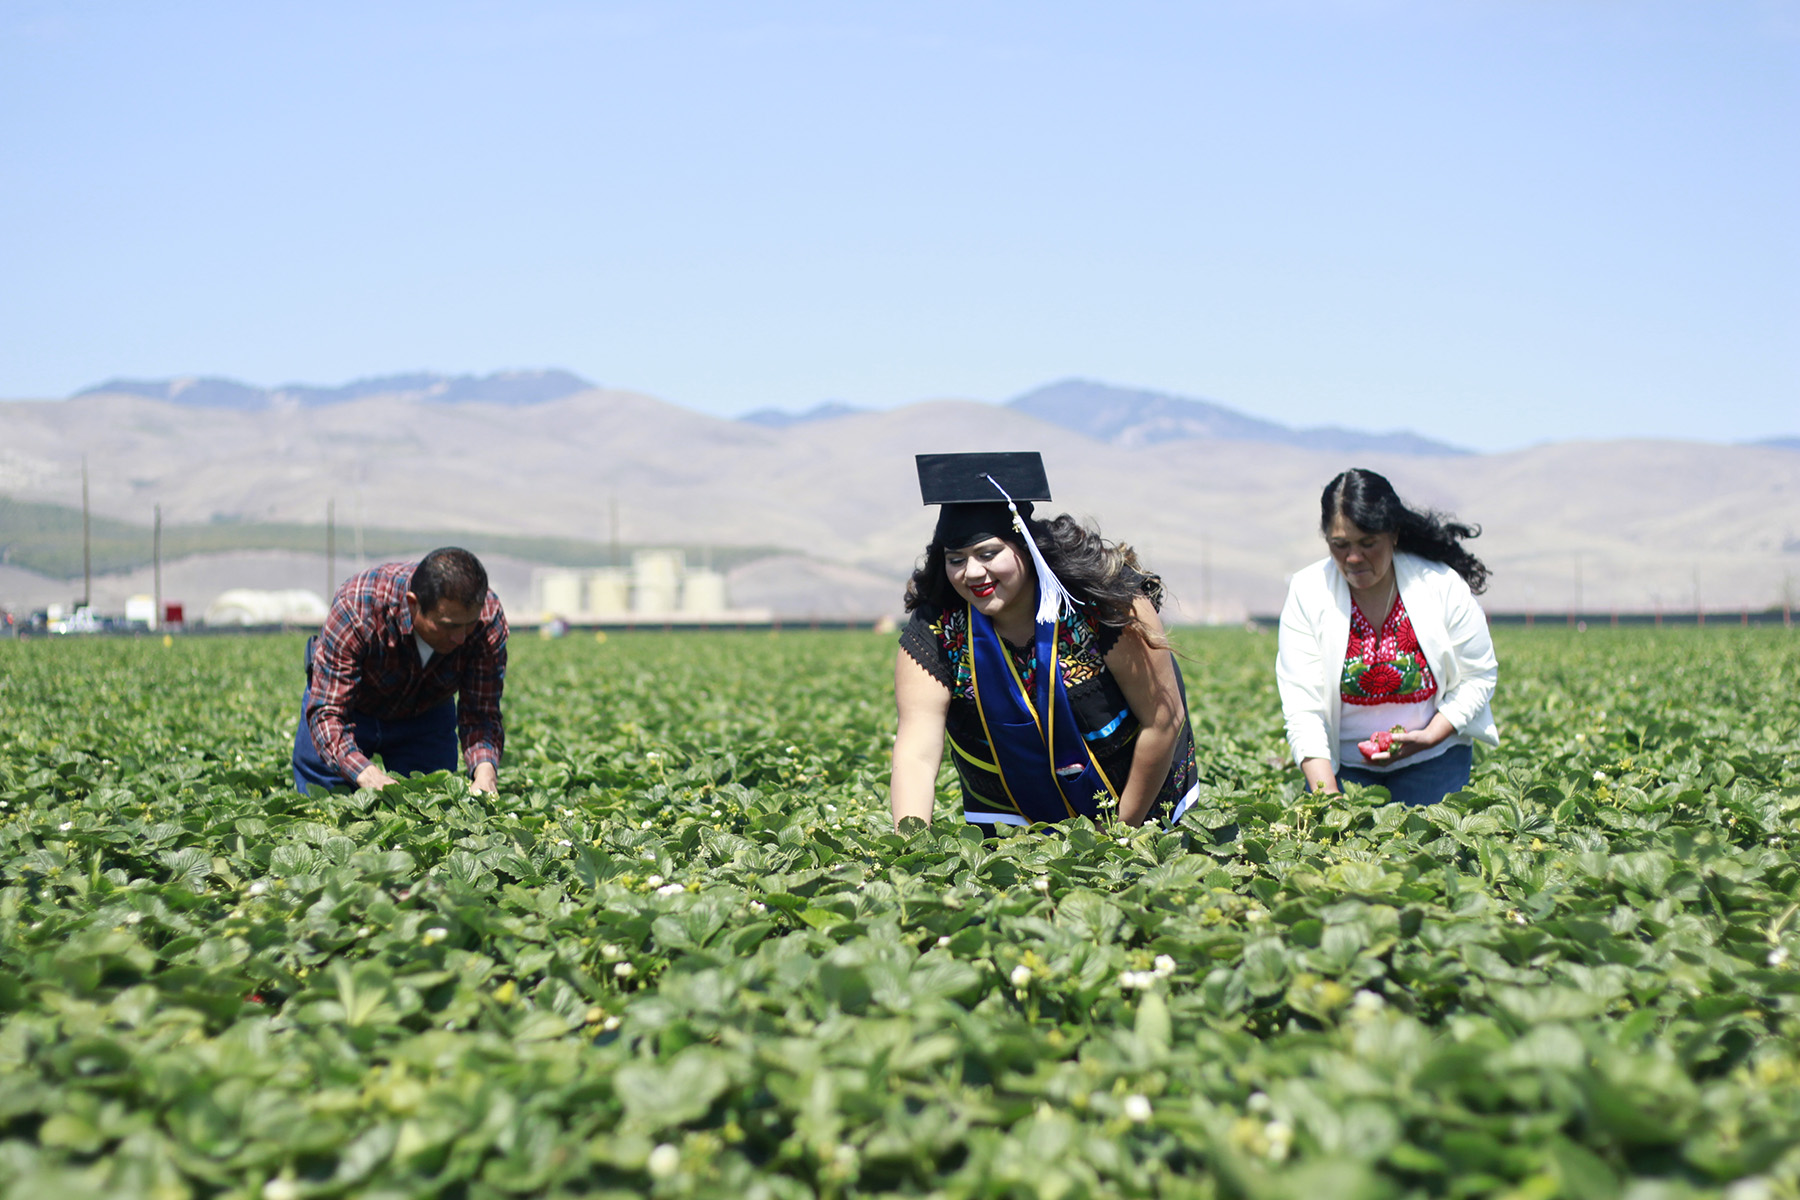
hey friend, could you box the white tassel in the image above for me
[985,473,1074,625]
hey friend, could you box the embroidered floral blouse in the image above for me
[1341,594,1438,705]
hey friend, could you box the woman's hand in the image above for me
[891,650,951,829]
[1105,598,1185,828]
[1361,714,1456,765]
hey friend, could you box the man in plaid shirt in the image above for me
[292,547,507,794]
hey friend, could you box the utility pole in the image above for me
[81,456,92,609]
[153,504,162,631]
[326,499,336,602]
[1572,553,1582,625]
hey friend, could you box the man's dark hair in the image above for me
[411,548,489,613]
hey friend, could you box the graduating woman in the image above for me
[1276,468,1499,806]
[890,452,1198,831]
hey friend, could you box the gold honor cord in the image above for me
[947,734,1002,774]
[1000,613,1080,820]
[967,604,1027,818]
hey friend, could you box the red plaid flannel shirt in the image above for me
[306,561,507,781]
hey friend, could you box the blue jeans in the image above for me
[1337,742,1473,807]
[291,638,457,793]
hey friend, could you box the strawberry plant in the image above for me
[0,627,1795,1198]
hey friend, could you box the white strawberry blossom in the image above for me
[647,1144,680,1179]
[1123,1094,1153,1123]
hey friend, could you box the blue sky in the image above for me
[1,0,1794,450]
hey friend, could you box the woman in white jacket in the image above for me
[1276,469,1499,806]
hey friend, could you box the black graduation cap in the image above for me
[916,452,1052,550]
[915,451,1074,622]
[916,452,1051,507]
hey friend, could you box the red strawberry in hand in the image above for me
[1358,726,1406,761]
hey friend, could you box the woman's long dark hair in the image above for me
[1322,469,1489,594]
[904,513,1166,638]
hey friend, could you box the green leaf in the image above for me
[1134,989,1171,1059]
[614,1047,733,1129]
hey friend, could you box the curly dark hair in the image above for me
[1321,469,1490,594]
[904,513,1166,639]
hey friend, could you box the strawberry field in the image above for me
[1,626,1797,1200]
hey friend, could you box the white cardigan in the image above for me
[1276,552,1499,769]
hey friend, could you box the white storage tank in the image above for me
[585,568,631,616]
[536,570,584,618]
[680,570,729,614]
[631,550,683,614]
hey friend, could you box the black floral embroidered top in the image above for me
[900,602,1197,823]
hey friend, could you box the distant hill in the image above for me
[738,401,864,429]
[74,369,594,410]
[0,495,781,580]
[1009,379,1470,456]
[7,374,1796,620]
[1752,436,1800,452]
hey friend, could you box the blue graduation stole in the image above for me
[966,599,1120,823]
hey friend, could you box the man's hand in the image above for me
[356,763,398,790]
[471,763,498,795]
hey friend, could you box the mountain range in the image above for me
[3,372,1796,621]
[69,372,1477,456]
[74,369,595,411]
